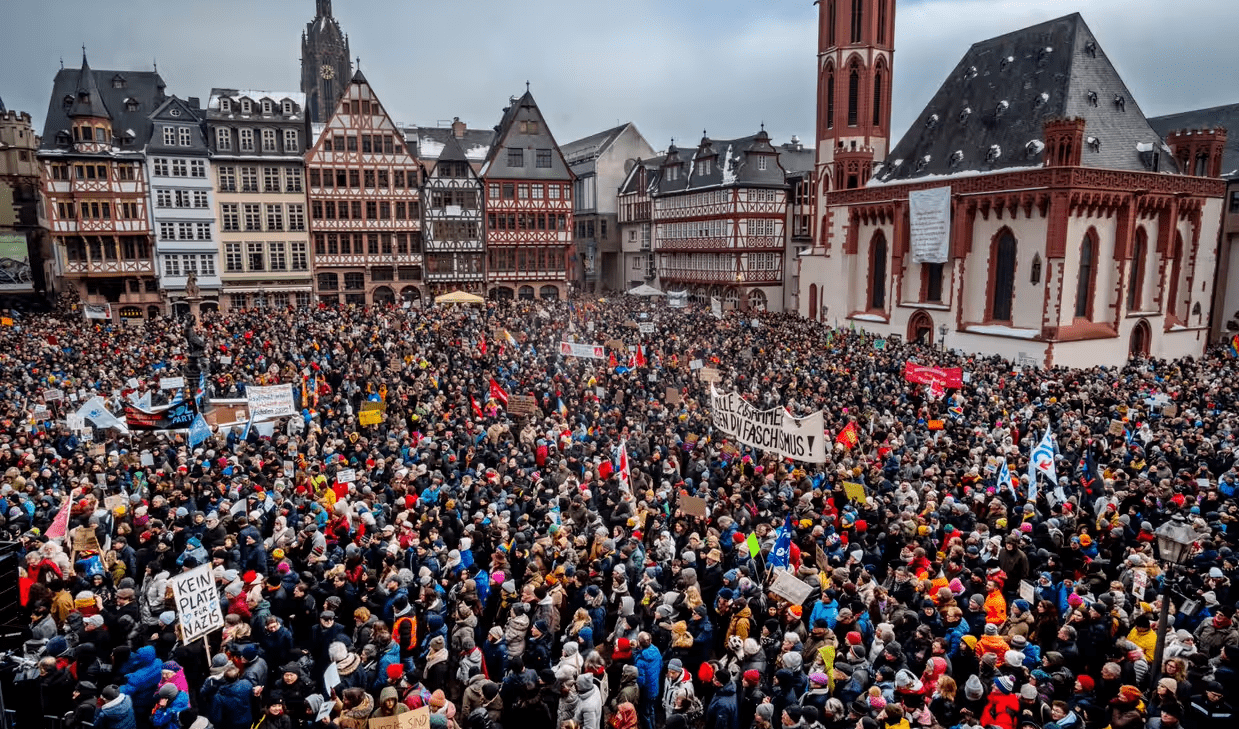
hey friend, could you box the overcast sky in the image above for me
[2,0,1236,153]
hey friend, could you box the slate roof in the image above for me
[413,126,494,163]
[874,13,1176,184]
[206,89,306,117]
[481,90,572,180]
[562,123,631,173]
[654,130,789,195]
[68,54,111,120]
[40,56,168,153]
[618,156,665,196]
[1149,104,1239,178]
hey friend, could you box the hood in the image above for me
[380,686,399,704]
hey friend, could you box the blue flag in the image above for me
[768,514,793,569]
[188,414,211,448]
[997,458,1017,499]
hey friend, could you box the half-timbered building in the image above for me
[417,118,492,299]
[306,70,422,307]
[617,157,660,291]
[481,90,573,300]
[39,55,162,319]
[651,130,791,312]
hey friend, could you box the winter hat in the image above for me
[1020,685,1038,701]
[743,638,761,656]
[984,623,999,635]
[810,672,829,686]
[994,676,1015,694]
[846,631,863,645]
[667,658,683,675]
[158,683,179,700]
[1005,650,1024,668]
[744,669,761,684]
[1076,676,1095,692]
[755,705,775,724]
[1010,635,1028,649]
[386,664,403,680]
[576,674,594,694]
[1117,685,1143,704]
[782,652,802,671]
[964,675,985,700]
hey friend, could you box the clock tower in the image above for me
[301,0,352,124]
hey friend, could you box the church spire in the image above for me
[302,0,352,124]
[316,0,333,18]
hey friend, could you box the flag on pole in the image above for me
[616,440,631,491]
[745,532,761,557]
[45,495,73,542]
[503,329,517,347]
[557,397,568,418]
[1030,427,1058,484]
[835,421,859,449]
[478,337,487,355]
[489,378,509,407]
[188,414,211,448]
[240,412,255,441]
[997,458,1017,499]
[470,396,484,420]
[768,514,794,569]
[635,345,646,368]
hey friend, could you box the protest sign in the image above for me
[43,388,64,401]
[336,468,357,483]
[711,297,722,319]
[927,420,945,431]
[169,564,224,643]
[680,495,708,518]
[709,386,828,463]
[638,322,655,334]
[689,359,704,370]
[105,494,128,514]
[359,410,382,426]
[560,341,606,359]
[1108,420,1126,436]
[769,570,814,605]
[159,376,185,390]
[1019,580,1036,604]
[369,717,403,729]
[698,367,721,383]
[406,707,431,729]
[246,383,296,420]
[324,662,341,694]
[842,481,867,503]
[507,395,540,416]
[666,387,682,405]
[903,362,964,389]
[909,186,951,263]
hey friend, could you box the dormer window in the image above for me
[220,98,231,113]
[124,98,139,112]
[240,99,252,114]
[55,130,71,147]
[262,100,273,115]
[699,159,712,175]
[62,94,74,110]
[282,100,294,115]
[758,156,768,171]
[111,74,127,89]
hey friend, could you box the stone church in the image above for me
[300,0,353,125]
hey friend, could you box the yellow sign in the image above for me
[359,410,383,426]
[842,481,867,503]
[0,318,12,327]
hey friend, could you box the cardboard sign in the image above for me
[160,376,185,390]
[359,410,382,426]
[1162,404,1178,417]
[0,317,12,327]
[666,387,682,405]
[680,495,708,518]
[769,570,814,605]
[638,322,655,334]
[71,524,101,554]
[1019,580,1036,604]
[323,662,341,693]
[140,452,155,467]
[43,388,64,401]
[1132,569,1149,596]
[507,395,540,416]
[369,716,404,729]
[604,339,625,351]
[336,468,357,483]
[405,707,431,729]
[689,359,704,370]
[283,460,296,475]
[1108,420,1126,437]
[842,481,867,503]
[104,494,128,514]
[169,564,224,642]
[698,367,721,383]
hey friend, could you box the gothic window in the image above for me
[848,64,860,127]
[873,70,883,127]
[851,0,864,43]
[1128,228,1147,311]
[826,70,835,130]
[877,0,888,44]
[869,231,887,310]
[990,230,1017,321]
[827,1,837,46]
[926,263,943,302]
[1075,232,1097,319]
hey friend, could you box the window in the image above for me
[287,204,305,231]
[230,293,248,310]
[176,222,192,240]
[225,243,243,272]
[296,292,311,308]
[175,190,192,208]
[1230,191,1239,214]
[346,135,358,152]
[318,273,338,290]
[262,100,273,115]
[990,231,1017,321]
[848,67,860,127]
[344,272,365,290]
[191,160,206,178]
[220,98,231,113]
[749,219,776,236]
[282,100,294,115]
[218,166,236,191]
[508,148,524,167]
[241,167,258,192]
[536,149,553,168]
[282,129,298,153]
[239,128,255,151]
[549,185,561,200]
[178,127,192,146]
[156,189,173,208]
[1128,229,1147,311]
[877,0,888,44]
[502,183,515,200]
[758,156,768,171]
[171,159,188,176]
[159,222,175,240]
[163,126,176,146]
[118,164,136,181]
[264,167,281,193]
[240,99,252,114]
[193,190,209,208]
[286,167,303,192]
[268,242,287,271]
[165,255,180,277]
[870,232,887,310]
[291,242,308,270]
[926,262,943,302]
[270,292,289,309]
[247,242,265,271]
[195,223,211,240]
[153,158,169,176]
[262,129,277,152]
[851,0,863,42]
[221,203,239,231]
[873,71,883,126]
[243,204,262,231]
[266,204,284,231]
[1076,232,1096,319]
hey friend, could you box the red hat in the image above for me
[744,669,761,683]
[1077,676,1095,692]
[698,662,715,682]
[732,532,746,544]
[846,632,863,645]
[242,571,258,585]
[386,664,403,680]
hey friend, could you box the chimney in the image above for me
[451,117,466,139]
[188,97,200,110]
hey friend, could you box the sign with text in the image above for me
[711,297,722,320]
[909,186,951,263]
[336,468,357,483]
[560,341,606,359]
[358,410,382,426]
[43,388,64,401]
[709,386,828,463]
[679,495,708,518]
[169,564,224,643]
[903,362,964,389]
[698,367,721,383]
[507,394,540,416]
[246,383,297,420]
[159,376,185,391]
[638,322,655,334]
[769,570,814,605]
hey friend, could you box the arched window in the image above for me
[1127,228,1147,311]
[847,65,860,127]
[809,283,818,319]
[851,0,864,43]
[877,0,888,44]
[827,1,837,46]
[869,232,887,310]
[872,70,883,127]
[825,69,835,130]
[990,230,1017,321]
[1075,232,1097,319]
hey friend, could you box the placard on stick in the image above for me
[680,495,707,518]
[666,387,682,405]
[769,570,813,605]
[169,564,224,643]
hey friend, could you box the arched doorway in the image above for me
[907,310,934,346]
[539,285,558,300]
[723,287,741,311]
[518,285,535,300]
[373,286,395,307]
[746,289,767,311]
[1130,319,1151,358]
[146,305,161,319]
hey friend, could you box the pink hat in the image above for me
[1067,593,1084,607]
[491,572,505,585]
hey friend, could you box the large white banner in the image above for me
[709,386,828,463]
[711,297,723,320]
[668,291,688,309]
[909,186,951,264]
[246,383,297,420]
[559,341,606,359]
[169,564,224,643]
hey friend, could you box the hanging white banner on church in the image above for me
[909,186,951,264]
[709,385,828,463]
[559,341,606,360]
[245,383,297,420]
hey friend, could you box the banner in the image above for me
[909,186,951,263]
[83,303,112,320]
[169,564,224,643]
[78,396,130,433]
[245,383,296,420]
[709,386,828,463]
[159,376,185,390]
[559,341,606,359]
[0,233,34,292]
[668,290,687,309]
[124,401,196,431]
[711,296,723,319]
[903,362,964,389]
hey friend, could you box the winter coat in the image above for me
[150,690,191,729]
[706,680,739,729]
[202,677,255,729]
[119,646,164,713]
[634,645,662,705]
[575,676,604,729]
[336,691,375,729]
[95,695,138,729]
[505,612,530,657]
[980,691,1020,729]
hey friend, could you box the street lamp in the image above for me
[938,324,948,353]
[1150,515,1197,686]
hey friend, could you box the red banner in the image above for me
[903,362,964,389]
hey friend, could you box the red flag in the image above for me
[609,351,618,368]
[628,353,637,369]
[616,440,631,490]
[635,345,646,368]
[836,422,860,449]
[470,396,484,419]
[478,337,487,355]
[489,378,509,407]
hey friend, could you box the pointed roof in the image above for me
[1149,103,1239,178]
[351,68,367,85]
[562,123,631,166]
[874,13,1176,184]
[436,133,471,164]
[41,61,166,153]
[69,52,111,120]
[482,89,572,180]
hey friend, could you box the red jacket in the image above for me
[981,692,1020,729]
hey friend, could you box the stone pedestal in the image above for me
[187,296,202,320]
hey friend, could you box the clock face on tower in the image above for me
[321,65,335,80]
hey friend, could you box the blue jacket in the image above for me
[635,645,662,704]
[706,680,739,729]
[150,690,190,729]
[202,677,255,729]
[120,646,164,711]
[95,695,137,729]
[809,600,838,630]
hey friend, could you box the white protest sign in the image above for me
[140,452,155,467]
[690,359,704,370]
[769,570,814,605]
[66,414,85,431]
[638,322,655,334]
[559,341,606,359]
[709,385,828,463]
[245,383,297,420]
[44,388,64,401]
[169,564,224,643]
[909,186,951,263]
[219,355,232,366]
[711,297,723,320]
[323,662,341,693]
[160,376,185,390]
[336,468,357,483]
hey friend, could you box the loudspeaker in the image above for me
[0,542,22,652]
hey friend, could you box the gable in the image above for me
[307,74,417,165]
[484,92,572,181]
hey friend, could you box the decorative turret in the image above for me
[1042,117,1086,167]
[1165,127,1229,178]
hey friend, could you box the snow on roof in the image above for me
[965,324,1039,339]
[208,89,305,112]
[419,138,445,159]
[866,163,1042,187]
[720,144,737,186]
[465,144,489,160]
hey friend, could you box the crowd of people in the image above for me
[5,294,1239,729]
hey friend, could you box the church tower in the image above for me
[816,0,895,192]
[301,0,353,124]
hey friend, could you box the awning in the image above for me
[434,291,485,305]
